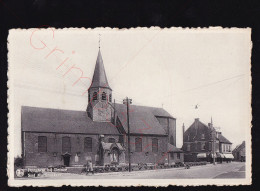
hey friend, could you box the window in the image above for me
[84,137,92,152]
[88,92,90,102]
[108,138,115,143]
[201,134,205,139]
[135,137,142,152]
[177,153,180,159]
[187,143,190,151]
[93,92,98,100]
[62,137,71,153]
[170,136,174,145]
[201,142,206,150]
[187,135,190,141]
[102,92,106,100]
[152,138,158,153]
[170,152,174,159]
[38,136,47,152]
[109,94,112,102]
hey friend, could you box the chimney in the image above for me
[195,118,199,129]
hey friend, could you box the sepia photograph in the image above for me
[7,27,251,186]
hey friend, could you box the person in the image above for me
[86,160,94,175]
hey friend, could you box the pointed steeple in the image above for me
[90,49,111,90]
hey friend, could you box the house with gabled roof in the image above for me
[182,118,233,162]
[232,141,245,162]
[21,48,183,168]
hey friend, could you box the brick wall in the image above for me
[156,117,176,146]
[23,132,120,167]
[124,135,168,164]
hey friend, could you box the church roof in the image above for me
[90,49,111,90]
[114,103,175,135]
[167,143,183,153]
[21,106,119,134]
[21,103,175,136]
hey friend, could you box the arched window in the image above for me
[108,138,115,143]
[170,136,174,145]
[93,92,98,100]
[38,136,47,152]
[109,94,112,102]
[84,137,92,152]
[62,136,71,153]
[152,138,158,153]
[135,137,142,152]
[102,92,106,100]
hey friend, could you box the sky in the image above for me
[8,28,251,157]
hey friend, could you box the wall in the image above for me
[168,153,184,164]
[88,87,113,122]
[169,118,176,146]
[221,143,232,153]
[23,132,120,167]
[124,135,168,164]
[156,117,176,146]
[24,132,172,167]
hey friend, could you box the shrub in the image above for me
[14,156,23,168]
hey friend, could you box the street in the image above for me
[20,162,245,179]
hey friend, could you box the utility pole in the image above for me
[210,117,218,165]
[113,99,116,125]
[123,97,132,172]
[212,129,216,165]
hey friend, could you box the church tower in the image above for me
[87,46,113,122]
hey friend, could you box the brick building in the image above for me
[182,118,232,162]
[21,48,183,168]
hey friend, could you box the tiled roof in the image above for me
[184,120,210,139]
[22,103,174,136]
[90,49,111,90]
[218,134,232,144]
[101,142,125,151]
[167,143,183,153]
[233,141,245,152]
[21,106,119,134]
[114,103,174,135]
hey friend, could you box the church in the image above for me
[21,47,183,168]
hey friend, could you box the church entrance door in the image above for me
[63,153,71,166]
